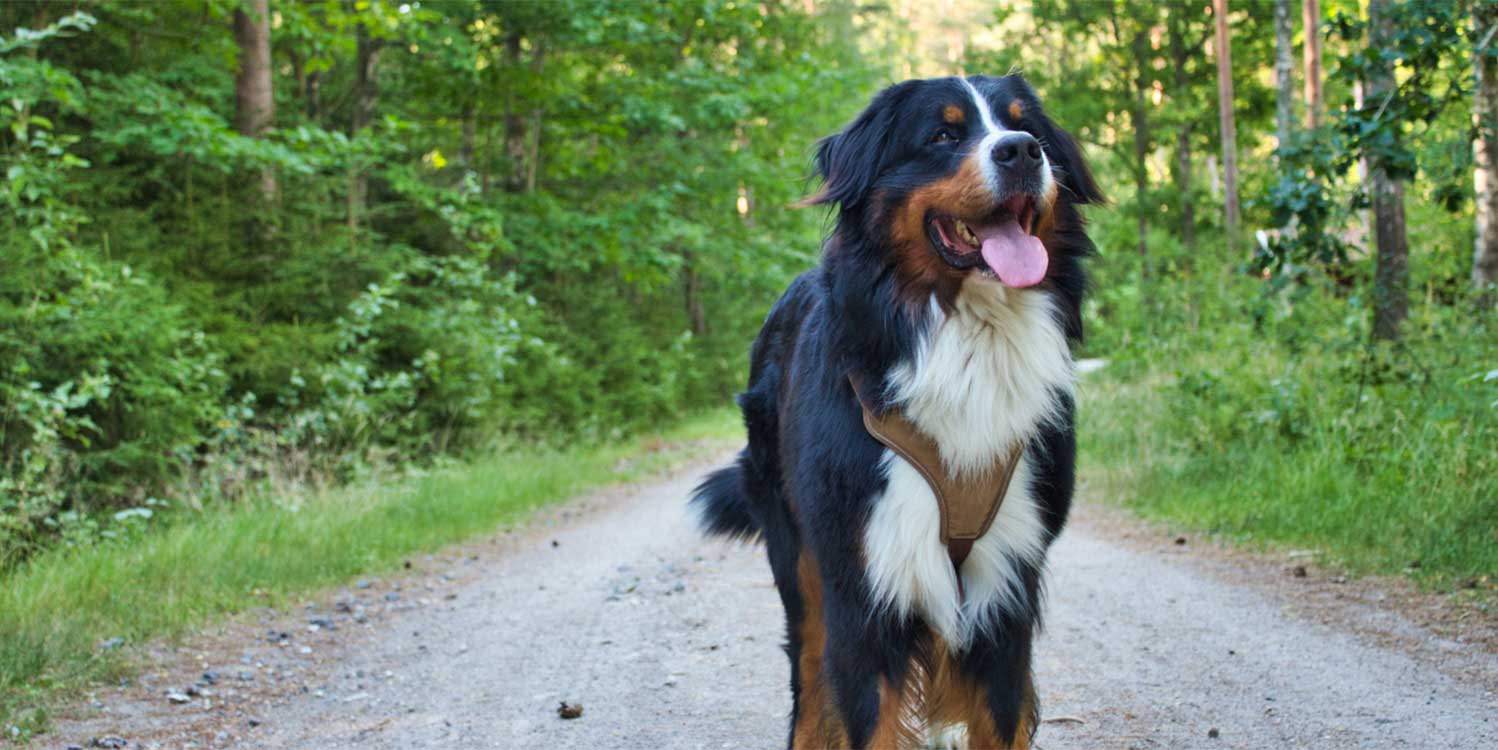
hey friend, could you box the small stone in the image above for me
[355,580,372,589]
[384,592,401,602]
[237,671,255,681]
[1208,727,1220,739]
[99,638,125,652]
[557,701,583,719]
[166,692,191,704]
[1292,566,1308,578]
[200,670,219,685]
[246,718,262,728]
[1174,536,1187,546]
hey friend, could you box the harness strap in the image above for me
[849,375,1024,601]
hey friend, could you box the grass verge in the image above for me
[1080,370,1496,593]
[0,408,740,738]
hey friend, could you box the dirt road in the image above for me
[46,458,1497,749]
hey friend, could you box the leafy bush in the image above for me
[1080,197,1497,586]
[0,246,226,564]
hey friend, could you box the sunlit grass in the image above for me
[1080,369,1497,590]
[0,408,740,737]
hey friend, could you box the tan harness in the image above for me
[850,376,1023,601]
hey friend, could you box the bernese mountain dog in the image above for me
[691,74,1103,749]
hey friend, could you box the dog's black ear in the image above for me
[806,81,916,211]
[1032,110,1105,206]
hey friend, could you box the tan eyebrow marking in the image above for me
[942,104,965,124]
[1008,99,1024,121]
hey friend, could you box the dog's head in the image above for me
[809,75,1102,307]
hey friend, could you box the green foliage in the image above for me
[0,1,880,564]
[1079,192,1497,590]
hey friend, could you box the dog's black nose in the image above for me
[992,132,1043,171]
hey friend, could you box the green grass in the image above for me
[0,408,740,737]
[1079,370,1498,591]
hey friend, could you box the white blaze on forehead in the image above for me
[961,77,1008,191]
[961,77,1055,201]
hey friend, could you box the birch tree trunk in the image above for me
[1131,28,1152,276]
[1213,0,1241,242]
[1274,0,1296,148]
[1169,14,1196,249]
[1368,0,1409,340]
[1473,6,1498,299]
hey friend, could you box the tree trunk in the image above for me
[1130,28,1152,276]
[460,102,477,172]
[232,0,276,209]
[503,31,528,194]
[288,50,323,121]
[1368,0,1409,340]
[1212,0,1241,242]
[1302,0,1323,129]
[1473,6,1498,300]
[525,41,546,194]
[1274,0,1296,148]
[305,70,322,121]
[347,24,382,242]
[1168,12,1195,249]
[682,248,707,337]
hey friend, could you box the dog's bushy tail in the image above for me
[689,450,762,541]
[690,373,784,542]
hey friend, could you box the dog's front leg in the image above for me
[815,581,921,750]
[950,619,1039,750]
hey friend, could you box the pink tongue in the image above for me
[976,220,1048,288]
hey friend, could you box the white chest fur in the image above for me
[861,277,1074,648]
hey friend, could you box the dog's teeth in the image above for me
[954,221,978,244]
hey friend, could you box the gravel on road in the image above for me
[41,458,1498,750]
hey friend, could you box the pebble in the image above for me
[166,692,191,704]
[99,638,125,652]
[355,580,373,589]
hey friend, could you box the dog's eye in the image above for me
[931,128,958,145]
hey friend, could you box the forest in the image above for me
[1,0,1495,732]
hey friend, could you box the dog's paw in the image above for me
[925,722,969,750]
